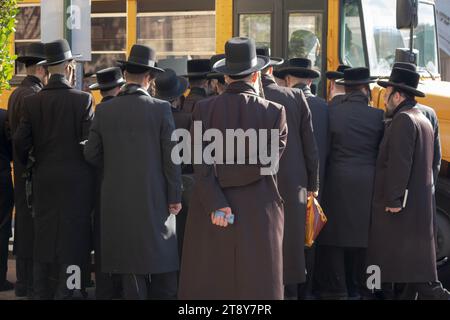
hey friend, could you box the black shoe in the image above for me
[15,285,27,297]
[0,280,15,292]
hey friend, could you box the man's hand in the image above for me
[308,191,319,198]
[169,203,182,215]
[211,207,232,228]
[385,207,402,214]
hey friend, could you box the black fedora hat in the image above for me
[89,67,125,91]
[155,68,188,102]
[378,67,425,98]
[16,42,46,66]
[392,62,417,72]
[184,59,211,79]
[335,67,377,86]
[38,39,81,66]
[207,54,226,83]
[212,37,270,76]
[326,64,351,80]
[117,44,164,74]
[256,47,284,66]
[276,58,321,79]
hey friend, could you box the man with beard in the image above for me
[368,67,450,300]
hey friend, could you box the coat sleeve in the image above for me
[160,103,182,204]
[84,109,103,168]
[81,94,94,142]
[385,113,417,208]
[432,117,441,186]
[191,106,230,214]
[296,91,319,192]
[13,97,33,166]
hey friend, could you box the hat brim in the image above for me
[16,56,46,64]
[183,72,210,79]
[377,80,425,98]
[155,76,189,102]
[206,72,224,80]
[268,57,284,67]
[212,56,271,76]
[326,71,344,80]
[89,79,126,91]
[275,67,321,79]
[38,54,82,66]
[335,77,378,86]
[117,60,164,73]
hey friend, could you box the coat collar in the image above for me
[293,83,314,98]
[189,87,207,98]
[225,81,258,96]
[261,74,277,87]
[390,98,416,119]
[22,75,43,89]
[342,91,369,105]
[42,74,72,90]
[118,83,150,97]
[101,95,115,103]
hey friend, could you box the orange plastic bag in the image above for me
[305,196,327,247]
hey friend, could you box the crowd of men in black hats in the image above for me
[0,36,449,300]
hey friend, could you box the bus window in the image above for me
[288,12,323,70]
[15,4,41,76]
[137,11,216,60]
[341,0,366,68]
[239,14,271,49]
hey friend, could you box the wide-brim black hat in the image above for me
[89,67,126,91]
[255,47,284,67]
[326,64,351,80]
[377,67,425,98]
[117,44,164,73]
[16,42,46,65]
[207,54,225,81]
[155,68,189,102]
[276,58,320,79]
[38,39,81,66]
[184,59,211,79]
[335,67,377,86]
[212,37,270,76]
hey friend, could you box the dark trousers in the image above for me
[15,257,33,296]
[315,245,368,299]
[33,262,87,300]
[0,174,13,286]
[121,271,178,300]
[285,245,316,300]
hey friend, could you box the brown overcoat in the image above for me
[367,100,437,283]
[262,74,319,285]
[178,81,287,300]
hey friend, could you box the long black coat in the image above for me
[415,103,441,185]
[294,84,328,199]
[318,92,384,248]
[7,75,43,258]
[181,87,207,114]
[0,109,13,245]
[262,75,319,285]
[84,84,182,275]
[367,100,437,283]
[178,81,287,300]
[13,74,95,265]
